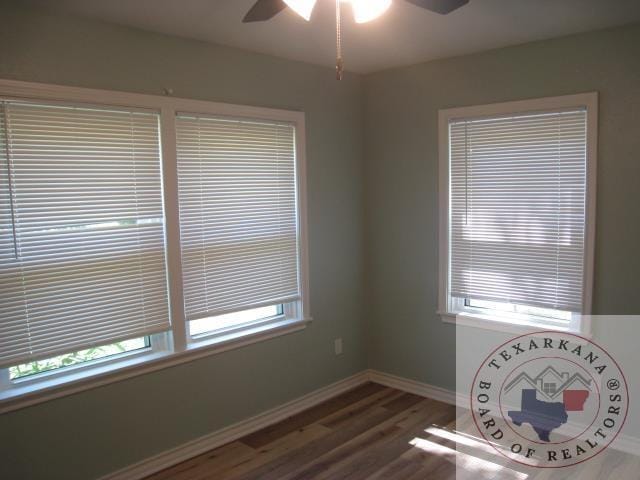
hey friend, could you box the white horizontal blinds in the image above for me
[449,109,587,312]
[176,113,299,321]
[0,100,170,367]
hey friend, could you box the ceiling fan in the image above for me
[242,0,470,79]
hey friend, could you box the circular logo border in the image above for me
[469,330,629,469]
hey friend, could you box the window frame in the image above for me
[437,93,598,336]
[0,79,311,412]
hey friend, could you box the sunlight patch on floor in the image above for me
[409,436,528,480]
[425,426,503,456]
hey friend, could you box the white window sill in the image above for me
[439,311,590,338]
[0,317,311,414]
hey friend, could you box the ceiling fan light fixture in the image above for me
[243,0,470,79]
[350,0,392,23]
[283,0,317,21]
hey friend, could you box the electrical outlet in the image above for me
[334,338,343,355]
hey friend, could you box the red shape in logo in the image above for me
[563,389,589,411]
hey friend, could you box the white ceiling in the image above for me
[26,0,640,73]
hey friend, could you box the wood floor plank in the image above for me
[215,423,332,480]
[147,442,255,480]
[241,382,385,449]
[374,446,456,480]
[317,387,402,430]
[378,392,425,413]
[230,402,415,480]
[311,400,457,480]
[286,400,436,479]
[367,454,426,480]
[303,399,454,480]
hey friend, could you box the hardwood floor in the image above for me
[145,383,639,480]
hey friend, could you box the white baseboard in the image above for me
[367,369,463,407]
[99,368,639,479]
[99,371,370,480]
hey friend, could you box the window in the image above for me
[0,80,309,410]
[0,100,170,378]
[438,94,597,334]
[176,114,302,341]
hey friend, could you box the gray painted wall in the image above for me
[364,23,640,391]
[0,4,366,479]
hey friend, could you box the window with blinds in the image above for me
[448,108,589,317]
[0,100,170,368]
[176,113,300,327]
[0,81,309,404]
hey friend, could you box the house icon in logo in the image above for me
[504,366,591,405]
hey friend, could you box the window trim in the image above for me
[0,79,311,413]
[437,93,598,336]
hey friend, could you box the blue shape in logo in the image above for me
[508,389,568,442]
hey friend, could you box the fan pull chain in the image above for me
[336,0,343,80]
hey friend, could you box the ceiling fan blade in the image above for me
[404,0,469,15]
[243,0,287,22]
